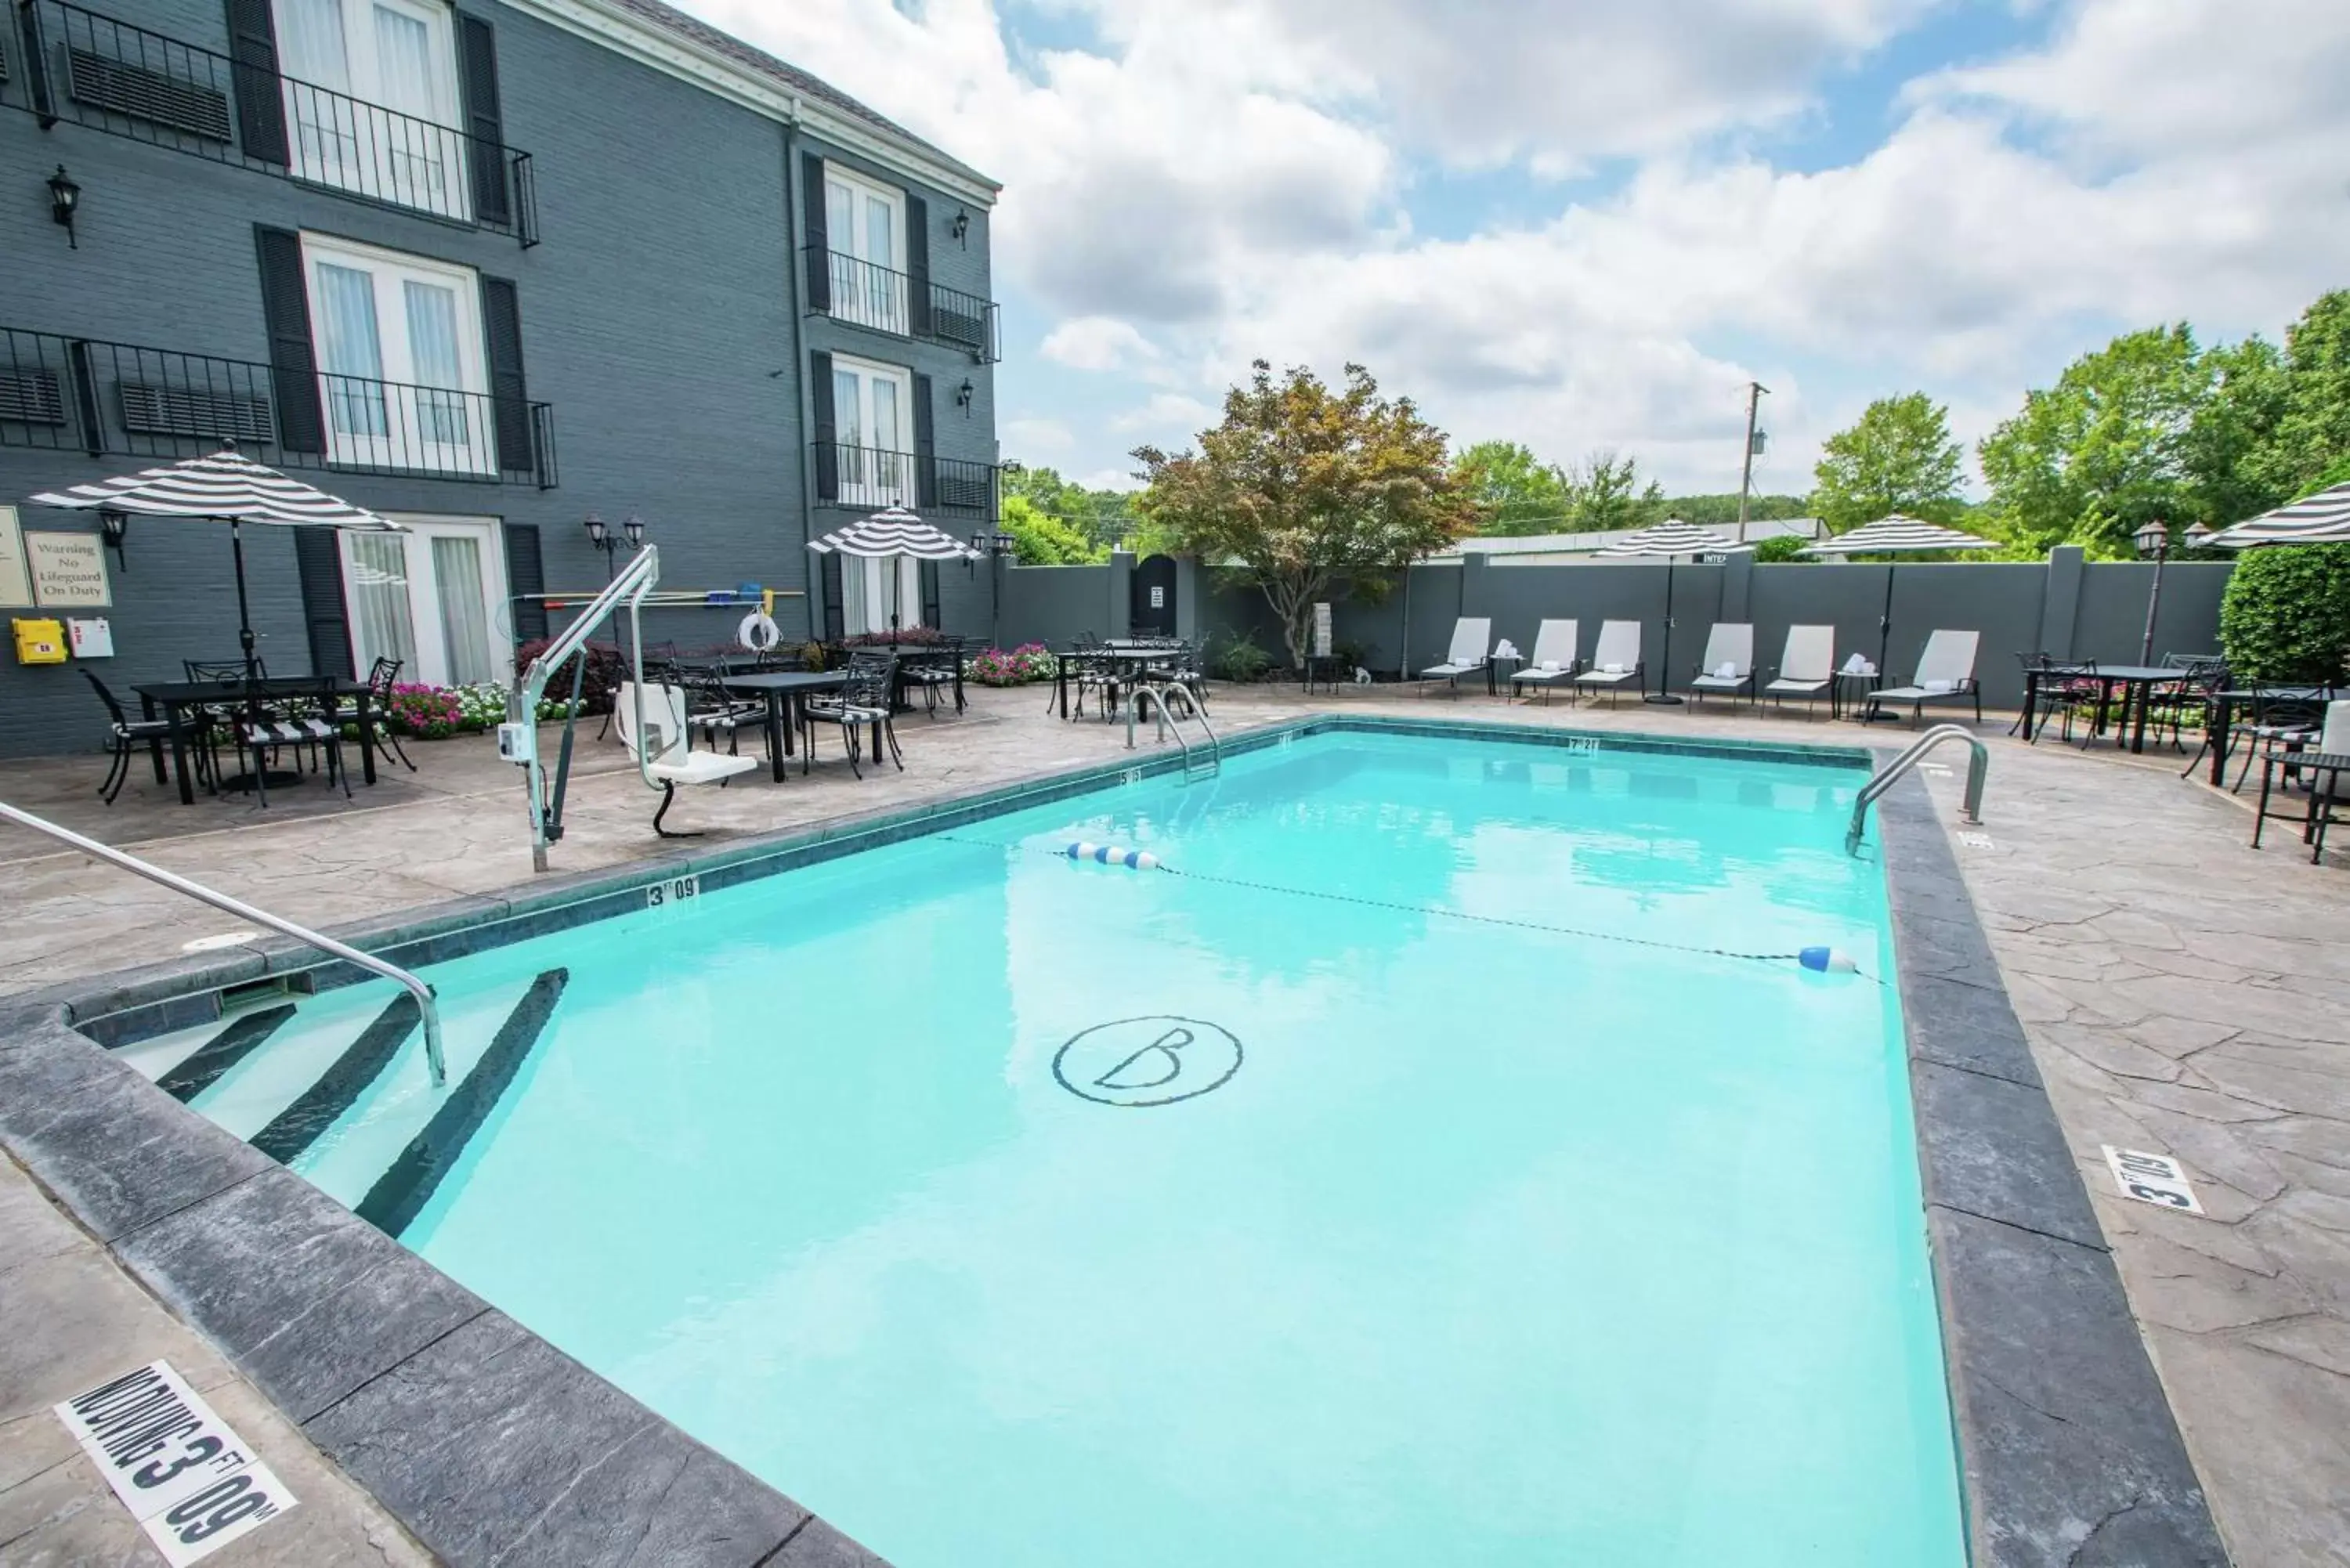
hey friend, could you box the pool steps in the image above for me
[118,970,569,1237]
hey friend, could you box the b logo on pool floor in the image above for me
[1053,1017,1242,1107]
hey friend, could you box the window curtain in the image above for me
[371,4,436,114]
[277,0,350,87]
[895,555,921,628]
[403,279,467,446]
[371,4,450,210]
[431,533,494,683]
[347,533,416,670]
[314,262,388,436]
[842,555,871,635]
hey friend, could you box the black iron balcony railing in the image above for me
[5,0,538,244]
[0,326,557,487]
[804,247,1001,363]
[811,441,999,518]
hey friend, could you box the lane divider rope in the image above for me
[938,834,1886,985]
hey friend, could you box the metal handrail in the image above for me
[1126,681,1220,776]
[0,800,445,1083]
[1846,724,1987,855]
[511,544,659,871]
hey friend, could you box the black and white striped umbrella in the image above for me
[28,444,399,687]
[1801,514,1992,555]
[1593,518,1752,558]
[806,505,980,560]
[2208,482,2350,547]
[31,446,400,529]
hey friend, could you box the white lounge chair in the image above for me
[617,680,759,836]
[1867,630,1983,725]
[1687,623,1755,706]
[1509,620,1579,704]
[1572,620,1643,706]
[1763,625,1835,717]
[1421,617,1492,696]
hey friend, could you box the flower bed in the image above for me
[382,681,577,740]
[969,643,1058,686]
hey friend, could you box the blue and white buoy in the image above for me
[1799,945,1859,974]
[1065,841,1162,871]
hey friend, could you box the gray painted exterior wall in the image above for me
[995,552,2237,710]
[0,0,997,757]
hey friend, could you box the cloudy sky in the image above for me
[689,0,2350,497]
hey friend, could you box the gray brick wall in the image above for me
[0,0,996,757]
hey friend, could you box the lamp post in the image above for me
[971,527,1016,649]
[2133,518,2213,663]
[47,166,81,249]
[583,511,645,580]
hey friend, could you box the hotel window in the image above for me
[273,0,471,219]
[300,234,493,477]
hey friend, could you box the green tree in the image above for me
[1001,464,1136,551]
[1668,493,1813,527]
[2218,544,2350,682]
[2180,334,2291,530]
[1977,325,2210,557]
[999,494,1106,565]
[2244,291,2350,500]
[1565,450,1665,531]
[1749,533,1813,563]
[1456,440,1569,535]
[1131,360,1481,668]
[1811,392,1965,534]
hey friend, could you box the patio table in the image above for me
[718,670,867,779]
[2204,685,2336,786]
[135,677,378,805]
[1054,643,1186,720]
[2020,663,2190,753]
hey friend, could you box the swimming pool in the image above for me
[125,726,1964,1567]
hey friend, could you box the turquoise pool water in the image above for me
[141,730,1965,1566]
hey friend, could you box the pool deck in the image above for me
[1,682,2344,1566]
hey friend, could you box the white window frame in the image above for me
[830,352,914,510]
[339,511,512,688]
[822,162,908,334]
[274,0,473,221]
[300,233,494,479]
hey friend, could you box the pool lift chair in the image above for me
[506,545,757,870]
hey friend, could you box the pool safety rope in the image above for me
[947,836,1878,982]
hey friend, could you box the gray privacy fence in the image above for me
[989,547,2232,711]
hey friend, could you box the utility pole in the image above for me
[1737,381,1770,535]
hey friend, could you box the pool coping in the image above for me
[0,714,2224,1566]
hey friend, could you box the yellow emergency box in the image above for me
[13,618,67,665]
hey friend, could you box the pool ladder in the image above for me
[1127,681,1220,780]
[1846,724,1987,856]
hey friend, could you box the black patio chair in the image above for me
[679,667,765,759]
[901,641,960,717]
[2145,656,2225,756]
[2016,654,2102,745]
[324,656,416,772]
[83,670,188,804]
[234,677,351,805]
[2224,692,2326,793]
[801,652,902,778]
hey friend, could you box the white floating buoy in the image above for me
[1065,841,1162,871]
[1799,946,1859,974]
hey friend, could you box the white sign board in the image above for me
[645,873,701,909]
[2102,1146,2204,1214]
[52,1360,299,1565]
[0,505,32,608]
[27,529,111,607]
[1148,585,1165,609]
[1311,602,1333,657]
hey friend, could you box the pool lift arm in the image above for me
[506,544,663,873]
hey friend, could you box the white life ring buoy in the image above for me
[738,611,780,652]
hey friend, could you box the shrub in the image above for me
[1210,630,1273,684]
[968,642,1060,686]
[1012,642,1057,681]
[512,638,630,714]
[2218,543,2350,683]
[1751,534,1813,564]
[844,626,944,647]
[379,681,573,740]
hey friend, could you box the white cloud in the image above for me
[682,0,2350,494]
[1002,415,1076,454]
[1039,316,1160,371]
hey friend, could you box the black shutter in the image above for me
[295,529,353,677]
[482,277,532,476]
[912,373,937,508]
[801,153,830,313]
[457,16,510,226]
[225,0,287,163]
[504,522,546,643]
[906,193,931,339]
[254,226,324,455]
[810,349,837,500]
[920,561,941,629]
[819,552,844,641]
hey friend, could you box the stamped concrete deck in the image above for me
[2,681,2345,1565]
